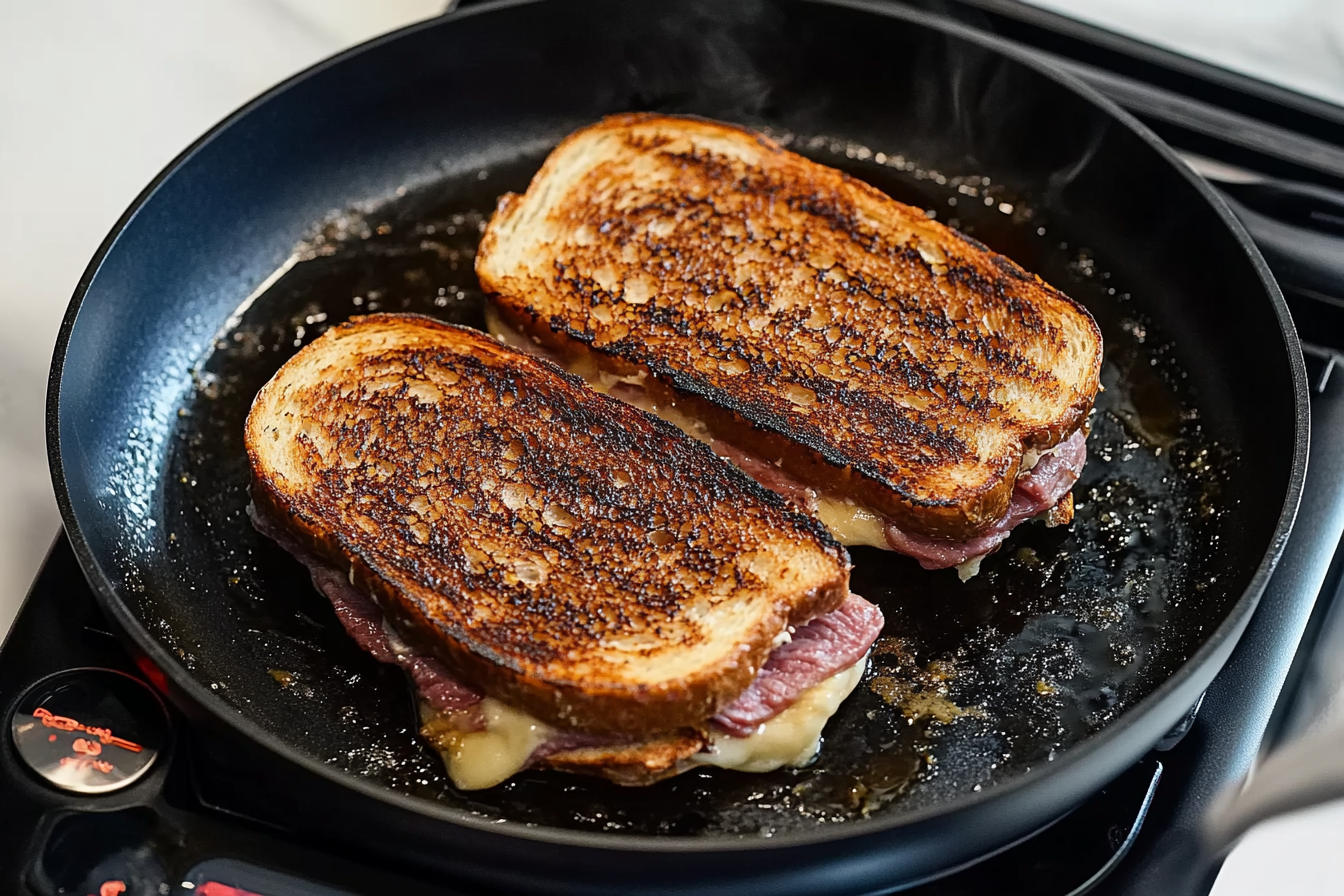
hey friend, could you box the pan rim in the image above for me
[45,0,1310,856]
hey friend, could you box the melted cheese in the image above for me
[814,497,888,549]
[421,657,868,788]
[601,379,711,443]
[428,697,554,791]
[382,617,415,657]
[694,656,868,774]
[484,303,546,357]
[954,555,983,583]
[1019,443,1056,475]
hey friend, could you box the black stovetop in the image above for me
[8,3,1344,894]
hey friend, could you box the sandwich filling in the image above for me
[254,508,883,790]
[487,308,1086,579]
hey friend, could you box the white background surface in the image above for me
[1028,0,1344,108]
[1,1,1341,892]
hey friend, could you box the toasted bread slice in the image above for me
[246,314,849,734]
[417,699,706,787]
[477,114,1102,540]
[537,733,705,786]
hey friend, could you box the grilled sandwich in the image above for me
[246,314,883,789]
[477,114,1103,578]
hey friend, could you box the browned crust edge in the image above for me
[244,317,851,735]
[1045,492,1075,528]
[250,485,847,735]
[418,705,707,788]
[535,729,708,786]
[494,303,1094,540]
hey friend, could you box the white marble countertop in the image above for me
[1028,0,1344,108]
[1,1,1339,891]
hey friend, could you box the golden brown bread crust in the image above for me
[535,730,707,786]
[246,314,850,734]
[477,113,1103,540]
[418,702,706,786]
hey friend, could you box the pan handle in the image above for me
[1220,179,1344,238]
[1181,153,1344,304]
[1202,717,1344,855]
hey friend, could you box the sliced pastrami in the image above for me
[712,593,884,736]
[702,427,1087,572]
[250,506,485,719]
[305,565,485,717]
[1017,426,1088,506]
[883,427,1087,570]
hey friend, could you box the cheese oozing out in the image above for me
[425,697,554,791]
[814,497,888,549]
[485,307,887,548]
[420,656,868,790]
[693,654,867,773]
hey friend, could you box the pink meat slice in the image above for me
[1017,427,1089,505]
[248,506,485,718]
[883,427,1088,569]
[306,565,486,716]
[707,427,1087,571]
[712,593,884,737]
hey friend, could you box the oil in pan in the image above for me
[157,133,1231,837]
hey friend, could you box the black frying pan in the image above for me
[47,0,1307,893]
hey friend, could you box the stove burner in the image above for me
[10,668,166,795]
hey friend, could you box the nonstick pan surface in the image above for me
[48,0,1306,892]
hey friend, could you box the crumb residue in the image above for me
[868,648,974,724]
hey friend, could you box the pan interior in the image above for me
[151,135,1230,836]
[53,0,1293,845]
